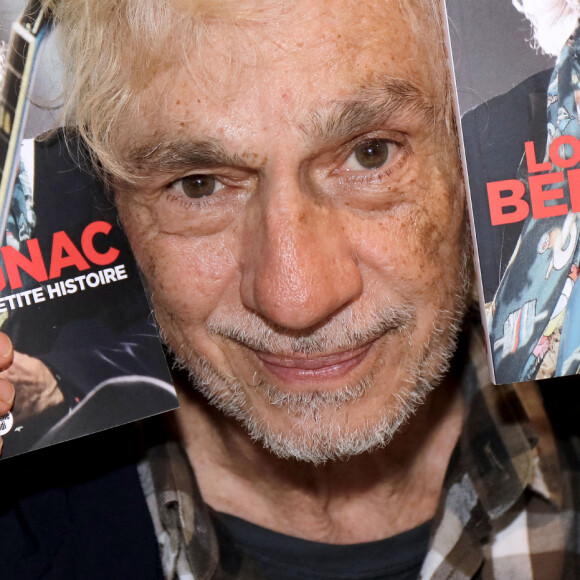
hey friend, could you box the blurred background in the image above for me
[445,0,555,113]
[1,0,63,137]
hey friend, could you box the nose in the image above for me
[240,177,363,330]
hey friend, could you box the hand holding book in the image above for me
[1,351,62,423]
[0,332,14,454]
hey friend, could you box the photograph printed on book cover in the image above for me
[445,0,580,383]
[0,2,177,458]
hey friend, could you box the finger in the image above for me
[0,332,13,371]
[0,378,14,413]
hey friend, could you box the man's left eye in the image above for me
[343,139,397,171]
[169,174,226,199]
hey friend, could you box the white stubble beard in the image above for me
[170,290,469,465]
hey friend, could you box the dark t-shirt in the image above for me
[214,512,431,580]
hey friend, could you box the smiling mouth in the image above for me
[254,341,377,383]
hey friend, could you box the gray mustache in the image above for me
[206,303,415,355]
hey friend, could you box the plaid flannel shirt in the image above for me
[138,328,580,579]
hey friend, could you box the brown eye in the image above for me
[353,140,390,169]
[180,175,220,198]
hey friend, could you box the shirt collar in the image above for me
[453,327,562,521]
[138,429,220,580]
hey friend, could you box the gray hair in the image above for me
[43,0,453,183]
[512,0,580,55]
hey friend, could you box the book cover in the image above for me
[444,0,580,383]
[0,2,178,458]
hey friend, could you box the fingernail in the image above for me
[0,382,14,407]
[0,333,11,358]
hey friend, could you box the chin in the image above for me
[239,384,431,465]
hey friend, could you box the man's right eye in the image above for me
[170,174,225,199]
[342,138,400,172]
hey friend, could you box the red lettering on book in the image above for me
[81,221,120,266]
[525,141,550,173]
[2,239,48,290]
[568,168,580,212]
[49,231,91,278]
[549,135,580,169]
[487,179,529,225]
[529,172,568,219]
[0,220,121,291]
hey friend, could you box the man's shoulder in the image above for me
[0,423,163,580]
[462,69,554,139]
[461,68,554,184]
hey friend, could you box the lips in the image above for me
[254,341,375,383]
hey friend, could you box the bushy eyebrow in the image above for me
[302,77,435,141]
[125,138,247,174]
[124,77,434,174]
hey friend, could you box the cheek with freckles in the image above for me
[149,236,236,327]
[115,194,240,354]
[353,167,465,311]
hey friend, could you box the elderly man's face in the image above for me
[115,0,468,462]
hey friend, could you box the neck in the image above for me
[172,371,463,544]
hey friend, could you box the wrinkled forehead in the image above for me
[195,4,430,87]
[103,0,454,182]
[195,2,435,80]
[126,1,446,139]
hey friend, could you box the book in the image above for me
[0,2,177,458]
[444,0,580,384]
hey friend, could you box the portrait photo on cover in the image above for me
[0,1,177,458]
[448,0,580,383]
